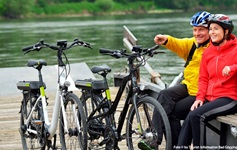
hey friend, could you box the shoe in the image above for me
[138,140,155,150]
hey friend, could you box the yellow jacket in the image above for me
[164,35,209,96]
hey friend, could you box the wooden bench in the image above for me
[209,113,237,146]
[217,113,237,128]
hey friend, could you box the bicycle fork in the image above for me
[132,92,143,134]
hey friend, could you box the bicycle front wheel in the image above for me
[59,92,87,150]
[126,96,172,150]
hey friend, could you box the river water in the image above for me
[1,12,237,85]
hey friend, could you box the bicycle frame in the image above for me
[75,44,173,149]
[89,56,143,141]
[48,65,70,140]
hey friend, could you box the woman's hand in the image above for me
[222,66,231,76]
[191,100,203,111]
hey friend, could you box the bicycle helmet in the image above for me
[208,14,234,34]
[190,11,211,27]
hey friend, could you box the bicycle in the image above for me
[75,45,172,150]
[17,39,91,149]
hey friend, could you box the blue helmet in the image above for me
[190,11,211,27]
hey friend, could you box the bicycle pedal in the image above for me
[32,120,42,125]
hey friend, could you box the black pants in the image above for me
[153,84,195,148]
[176,97,237,150]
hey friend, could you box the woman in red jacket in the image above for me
[175,14,237,149]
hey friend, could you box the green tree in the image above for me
[67,0,86,2]
[0,0,34,18]
[95,0,114,12]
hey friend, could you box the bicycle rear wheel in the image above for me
[20,91,46,150]
[126,96,172,150]
[80,90,114,149]
[59,92,87,150]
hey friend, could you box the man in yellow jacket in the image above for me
[138,11,211,150]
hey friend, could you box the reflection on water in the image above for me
[1,12,237,85]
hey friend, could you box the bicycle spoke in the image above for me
[59,93,87,150]
[126,96,172,150]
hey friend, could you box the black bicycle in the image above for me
[17,39,91,149]
[75,45,172,150]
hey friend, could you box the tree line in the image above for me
[0,0,237,19]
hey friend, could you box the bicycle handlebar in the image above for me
[99,48,126,58]
[22,39,92,55]
[99,45,161,59]
[22,43,41,52]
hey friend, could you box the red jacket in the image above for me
[196,34,237,102]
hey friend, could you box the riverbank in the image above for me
[27,9,181,19]
[0,1,182,20]
[1,0,236,20]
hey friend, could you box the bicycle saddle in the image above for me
[27,59,47,67]
[91,65,111,74]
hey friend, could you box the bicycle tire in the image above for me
[126,96,172,150]
[59,92,87,150]
[80,90,114,150]
[20,91,46,150]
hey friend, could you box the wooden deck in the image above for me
[0,63,167,149]
[0,88,124,149]
[0,86,168,149]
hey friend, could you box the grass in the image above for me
[30,1,171,17]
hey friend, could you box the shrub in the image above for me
[95,0,114,12]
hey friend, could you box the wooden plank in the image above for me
[226,115,237,120]
[217,116,231,124]
[217,113,237,126]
